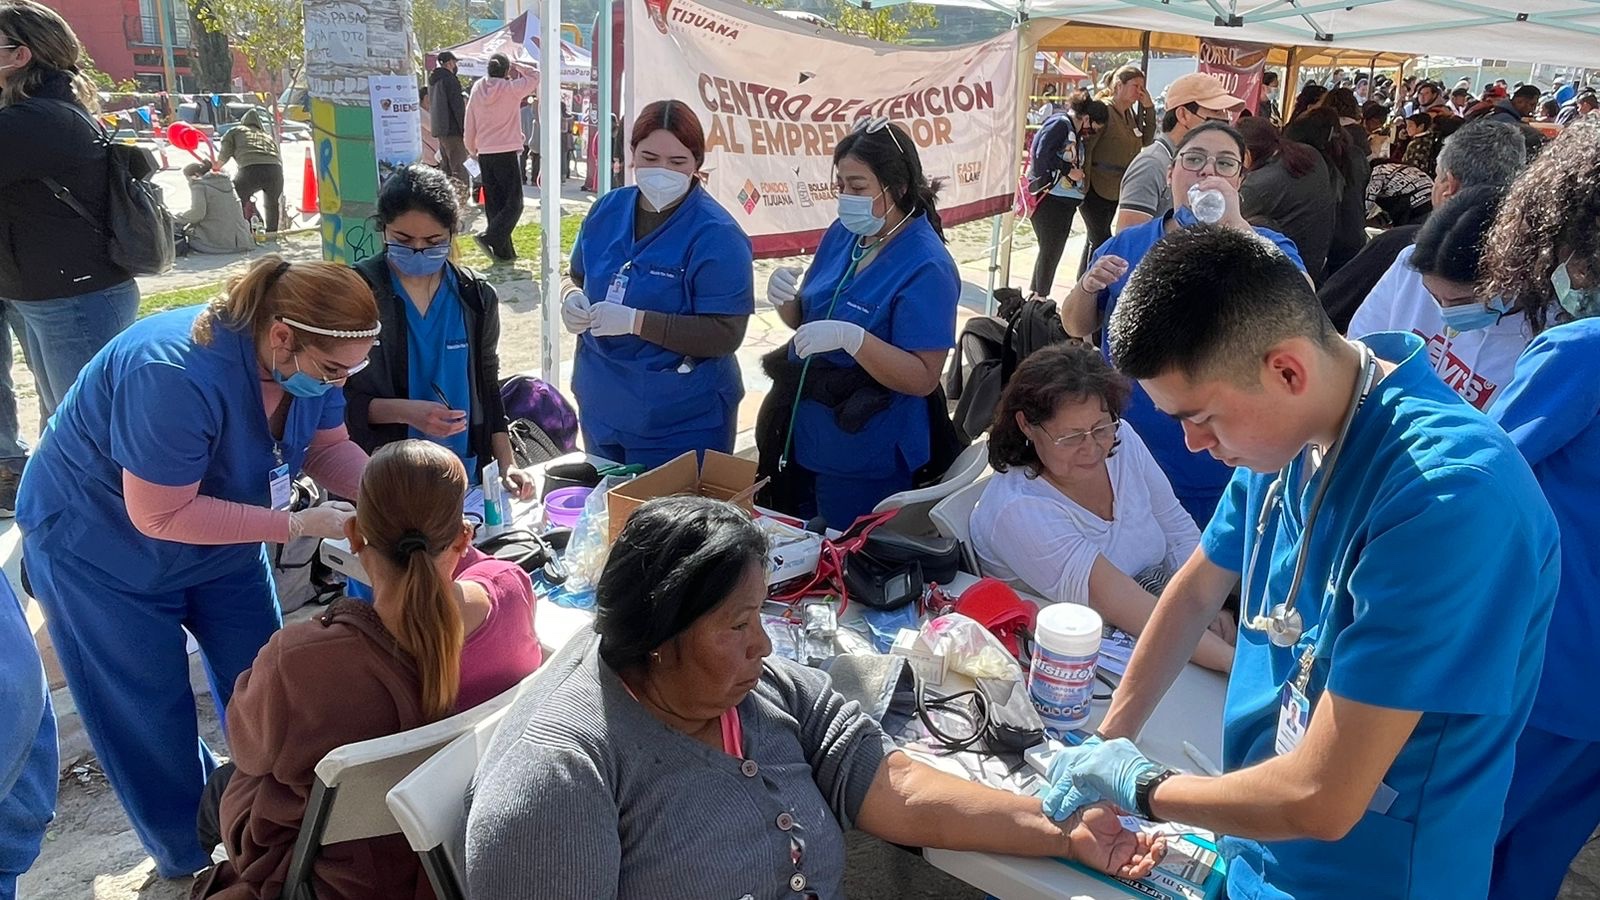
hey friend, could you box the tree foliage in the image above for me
[187,0,234,92]
[830,2,939,43]
[413,0,474,57]
[195,0,301,88]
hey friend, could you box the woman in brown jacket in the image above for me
[1080,65,1156,271]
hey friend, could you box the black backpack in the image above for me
[948,288,1071,443]
[41,100,176,276]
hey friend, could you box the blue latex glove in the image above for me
[1041,736,1163,821]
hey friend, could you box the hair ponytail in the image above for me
[191,255,380,350]
[392,538,464,720]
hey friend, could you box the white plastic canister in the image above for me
[1029,603,1103,736]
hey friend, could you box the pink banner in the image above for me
[1197,38,1270,116]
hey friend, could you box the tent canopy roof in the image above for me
[1027,20,1413,67]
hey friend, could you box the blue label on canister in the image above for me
[1029,643,1099,736]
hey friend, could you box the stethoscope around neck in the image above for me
[1241,342,1378,648]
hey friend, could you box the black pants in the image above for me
[1078,188,1117,273]
[234,163,284,232]
[479,151,523,259]
[1029,193,1083,297]
[521,148,540,183]
[196,761,236,854]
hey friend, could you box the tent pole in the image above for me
[540,0,563,385]
[997,16,1034,302]
[1283,46,1302,120]
[597,1,614,197]
[1139,30,1152,73]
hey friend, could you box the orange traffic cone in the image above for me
[476,183,486,205]
[301,147,318,216]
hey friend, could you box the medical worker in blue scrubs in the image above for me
[1060,122,1305,526]
[561,99,754,467]
[1,575,54,899]
[764,117,961,527]
[1484,117,1600,900]
[14,258,380,878]
[1042,227,1559,899]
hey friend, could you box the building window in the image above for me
[138,0,191,45]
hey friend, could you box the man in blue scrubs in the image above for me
[1043,226,1559,899]
[0,576,55,899]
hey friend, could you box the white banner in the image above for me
[626,0,1018,257]
[369,74,422,166]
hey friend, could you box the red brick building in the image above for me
[44,0,275,93]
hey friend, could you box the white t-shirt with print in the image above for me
[1347,245,1533,410]
[969,422,1200,606]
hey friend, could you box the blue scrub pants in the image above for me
[583,417,736,471]
[0,694,55,900]
[24,535,282,878]
[804,464,913,531]
[1,575,55,900]
[1490,725,1600,900]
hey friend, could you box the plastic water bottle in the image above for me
[1188,185,1227,224]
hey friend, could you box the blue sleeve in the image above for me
[569,224,587,287]
[889,258,959,352]
[1489,326,1600,468]
[110,362,217,487]
[687,222,754,316]
[1200,468,1252,572]
[1329,465,1557,715]
[1261,228,1306,273]
[0,579,46,797]
[319,387,348,432]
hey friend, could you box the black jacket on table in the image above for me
[0,71,132,301]
[346,254,510,475]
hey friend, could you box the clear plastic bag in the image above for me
[561,474,630,593]
[921,612,1025,683]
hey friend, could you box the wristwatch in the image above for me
[1134,767,1179,822]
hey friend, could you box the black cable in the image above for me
[914,674,989,754]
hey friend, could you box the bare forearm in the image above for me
[777,301,803,329]
[859,755,1073,856]
[366,398,413,427]
[491,431,515,471]
[1061,285,1100,339]
[1113,209,1152,234]
[853,338,942,397]
[1090,567,1233,675]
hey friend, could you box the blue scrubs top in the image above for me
[1490,317,1600,742]
[396,266,475,476]
[15,306,346,593]
[1199,332,1559,899]
[791,215,960,479]
[1093,209,1305,525]
[569,184,754,453]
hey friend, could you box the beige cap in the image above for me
[1166,73,1245,111]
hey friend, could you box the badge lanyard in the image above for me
[268,441,292,511]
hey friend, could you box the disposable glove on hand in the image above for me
[561,289,593,335]
[1041,736,1163,821]
[792,320,866,358]
[587,301,640,337]
[767,266,804,309]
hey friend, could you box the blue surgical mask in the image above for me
[273,353,334,398]
[386,242,450,277]
[1553,259,1600,320]
[1438,300,1505,333]
[838,191,886,236]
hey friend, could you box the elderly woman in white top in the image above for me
[970,343,1235,672]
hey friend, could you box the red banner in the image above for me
[1197,38,1270,115]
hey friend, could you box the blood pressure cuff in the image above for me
[823,652,917,734]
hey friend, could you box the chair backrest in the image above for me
[386,705,513,900]
[930,476,990,574]
[871,436,991,533]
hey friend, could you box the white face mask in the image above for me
[635,167,691,212]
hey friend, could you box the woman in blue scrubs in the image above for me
[765,117,960,527]
[14,258,380,879]
[346,164,534,498]
[560,100,754,466]
[1483,118,1600,900]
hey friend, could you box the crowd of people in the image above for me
[4,0,1600,896]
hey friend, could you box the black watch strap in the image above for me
[1135,768,1178,822]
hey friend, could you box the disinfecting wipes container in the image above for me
[1029,603,1103,736]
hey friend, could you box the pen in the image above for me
[1183,740,1222,776]
[431,383,450,406]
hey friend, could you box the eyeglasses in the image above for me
[298,349,370,385]
[1033,417,1120,450]
[0,44,19,51]
[1177,150,1243,177]
[852,115,904,155]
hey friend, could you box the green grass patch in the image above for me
[139,282,227,318]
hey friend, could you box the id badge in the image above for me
[605,272,629,305]
[1275,682,1310,756]
[269,464,292,511]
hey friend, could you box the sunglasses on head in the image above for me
[852,115,905,155]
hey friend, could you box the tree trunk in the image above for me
[188,0,233,92]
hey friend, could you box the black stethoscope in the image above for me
[1241,342,1379,648]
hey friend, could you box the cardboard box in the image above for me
[605,451,758,543]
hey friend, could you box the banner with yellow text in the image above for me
[626,0,1018,257]
[1197,38,1269,116]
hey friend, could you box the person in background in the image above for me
[1258,69,1281,124]
[1553,74,1577,107]
[1027,97,1108,300]
[762,118,959,527]
[429,51,469,189]
[1239,116,1335,282]
[1486,83,1541,125]
[1114,73,1242,233]
[1313,89,1372,274]
[1362,101,1393,159]
[217,108,283,234]
[1399,112,1440,174]
[346,164,533,499]
[1319,119,1525,334]
[195,440,538,900]
[561,101,576,181]
[1404,79,1444,117]
[1080,65,1155,269]
[1557,91,1597,126]
[1286,82,1325,122]
[0,0,142,515]
[519,94,538,184]
[0,575,54,900]
[1447,86,1474,118]
[466,496,1166,900]
[418,86,438,167]
[1364,160,1434,227]
[463,53,538,262]
[1046,223,1558,900]
[174,162,254,256]
[1536,98,1561,123]
[971,343,1233,672]
[1482,118,1600,900]
[15,258,376,878]
[562,100,753,467]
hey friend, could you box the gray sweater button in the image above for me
[789,873,808,892]
[776,812,795,831]
[741,759,758,777]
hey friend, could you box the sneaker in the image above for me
[473,234,497,260]
[0,467,18,518]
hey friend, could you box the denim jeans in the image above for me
[0,302,32,474]
[9,280,140,423]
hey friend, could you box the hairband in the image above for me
[395,529,430,555]
[277,315,382,339]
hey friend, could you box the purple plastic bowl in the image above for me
[543,486,592,529]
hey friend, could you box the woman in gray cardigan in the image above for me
[466,496,1166,899]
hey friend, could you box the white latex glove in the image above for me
[561,289,592,335]
[587,301,640,337]
[793,320,866,358]
[291,501,356,540]
[767,266,804,309]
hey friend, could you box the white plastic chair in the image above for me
[930,476,991,575]
[279,682,523,900]
[385,704,514,900]
[870,436,991,535]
